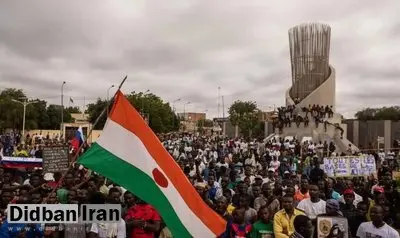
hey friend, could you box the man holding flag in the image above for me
[78,90,226,237]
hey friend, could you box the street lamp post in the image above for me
[140,90,150,123]
[61,81,66,138]
[141,89,150,114]
[107,84,115,101]
[172,98,181,131]
[107,84,115,116]
[172,98,181,112]
[183,101,191,121]
[12,98,39,143]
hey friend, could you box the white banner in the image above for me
[323,155,376,177]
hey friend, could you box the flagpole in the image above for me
[43,75,128,203]
[107,75,127,115]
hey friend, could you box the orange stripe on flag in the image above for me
[109,91,226,235]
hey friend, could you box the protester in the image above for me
[249,205,274,237]
[292,215,313,238]
[357,205,400,238]
[1,130,400,238]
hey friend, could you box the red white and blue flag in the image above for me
[0,157,42,168]
[71,126,85,151]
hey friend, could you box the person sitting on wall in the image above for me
[304,116,309,127]
[315,116,320,128]
[296,116,301,128]
[328,105,334,117]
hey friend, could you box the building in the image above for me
[177,112,206,123]
[259,111,278,122]
[343,119,400,152]
[70,113,90,123]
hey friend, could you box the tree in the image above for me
[86,98,109,130]
[355,106,400,121]
[0,88,46,131]
[66,106,81,114]
[127,91,179,133]
[0,88,77,132]
[45,105,73,130]
[86,91,180,133]
[196,119,214,128]
[228,100,261,137]
[29,100,49,129]
[196,118,214,134]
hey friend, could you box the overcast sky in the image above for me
[0,1,399,119]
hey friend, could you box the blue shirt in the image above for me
[0,221,44,238]
[331,190,341,200]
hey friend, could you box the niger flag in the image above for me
[78,90,226,237]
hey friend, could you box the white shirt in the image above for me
[90,220,126,238]
[356,221,399,238]
[289,144,295,151]
[245,157,256,167]
[216,161,229,169]
[189,162,205,177]
[270,160,280,170]
[308,144,315,152]
[297,198,326,219]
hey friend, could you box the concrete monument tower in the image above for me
[285,23,336,112]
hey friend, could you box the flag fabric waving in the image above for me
[78,90,226,237]
[71,126,84,151]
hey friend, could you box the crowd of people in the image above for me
[273,104,334,133]
[0,132,399,237]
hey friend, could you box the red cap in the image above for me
[373,186,384,193]
[343,189,354,195]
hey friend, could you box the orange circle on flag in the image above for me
[152,168,168,188]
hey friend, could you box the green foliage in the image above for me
[85,91,180,133]
[86,98,109,130]
[196,119,214,134]
[196,119,214,128]
[0,88,26,131]
[126,91,180,133]
[228,100,261,137]
[45,105,73,129]
[355,106,400,121]
[0,88,73,132]
[65,106,81,114]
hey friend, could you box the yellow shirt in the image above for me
[366,200,375,221]
[273,208,305,238]
[227,204,235,215]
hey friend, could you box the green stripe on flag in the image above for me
[78,143,192,237]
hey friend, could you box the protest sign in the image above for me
[42,146,69,173]
[323,155,376,177]
[317,216,348,238]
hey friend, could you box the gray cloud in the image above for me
[1,0,400,119]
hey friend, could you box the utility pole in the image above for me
[61,81,66,138]
[83,96,86,116]
[183,101,191,121]
[222,95,225,118]
[217,86,221,118]
[12,98,39,144]
[141,90,150,123]
[107,84,115,117]
[172,98,181,130]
